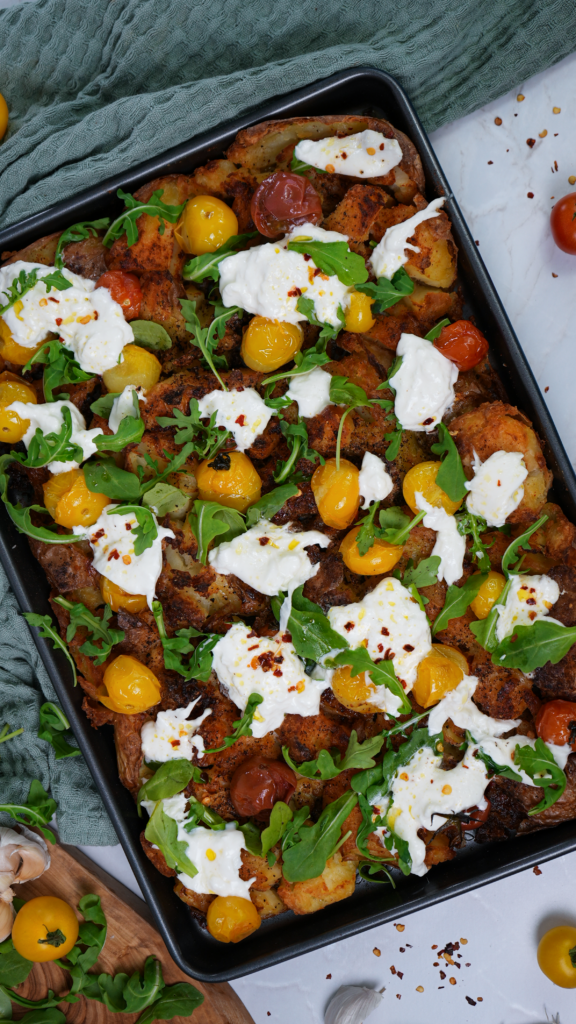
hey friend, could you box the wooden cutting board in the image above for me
[12,839,254,1024]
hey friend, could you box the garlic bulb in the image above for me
[0,896,14,943]
[0,826,50,940]
[325,985,383,1024]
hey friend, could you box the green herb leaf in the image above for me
[23,340,94,403]
[180,299,240,389]
[110,505,158,555]
[182,233,258,283]
[472,741,522,782]
[144,802,197,878]
[130,321,172,352]
[152,601,220,682]
[424,317,451,342]
[19,405,84,470]
[135,981,204,1024]
[455,511,492,573]
[103,189,186,248]
[0,938,34,987]
[54,219,111,270]
[156,397,230,460]
[430,422,467,502]
[432,573,488,636]
[295,296,344,343]
[469,578,511,652]
[137,760,198,814]
[501,515,549,578]
[53,597,125,666]
[329,374,369,408]
[41,269,73,294]
[283,729,385,781]
[514,738,567,814]
[401,555,441,590]
[273,585,348,663]
[188,500,246,565]
[281,790,358,883]
[142,482,188,517]
[352,728,432,801]
[274,418,322,483]
[83,459,141,501]
[245,484,299,527]
[37,701,80,760]
[95,415,145,452]
[0,779,57,844]
[289,154,327,176]
[326,648,412,714]
[0,268,40,314]
[204,693,264,753]
[491,619,576,671]
[287,238,368,287]
[356,267,414,313]
[23,612,78,685]
[261,801,293,860]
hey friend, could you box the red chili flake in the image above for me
[287,287,302,297]
[465,963,471,967]
[422,417,434,426]
[384,648,396,660]
[527,192,534,198]
[488,160,493,164]
[381,627,390,636]
[497,480,501,487]
[236,385,245,392]
[555,160,559,171]
[340,152,348,159]
[274,655,284,664]
[533,865,542,875]
[91,528,105,541]
[326,974,332,979]
[248,644,260,651]
[396,971,403,980]
[108,549,120,561]
[526,597,537,605]
[377,643,384,653]
[235,415,246,426]
[545,383,551,389]
[170,739,180,747]
[282,632,292,643]
[529,587,536,593]
[303,254,311,262]
[94,310,99,320]
[125,522,132,530]
[529,611,537,621]
[288,685,297,692]
[246,631,257,638]
[273,669,283,677]
[403,644,414,652]
[527,138,536,148]
[433,962,439,967]
[406,944,412,948]
[257,651,275,672]
[390,966,396,975]
[475,240,480,245]
[379,143,384,150]
[48,297,59,303]
[465,997,476,1006]
[439,970,446,980]
[396,994,401,1000]
[399,947,405,953]
[344,621,355,632]
[259,537,270,546]
[431,945,438,949]
[55,317,63,326]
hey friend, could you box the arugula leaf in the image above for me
[329,375,371,470]
[430,422,467,502]
[144,802,198,878]
[54,218,111,270]
[287,238,368,287]
[274,418,323,483]
[469,577,511,652]
[184,796,228,833]
[182,233,258,283]
[137,443,196,497]
[83,459,141,501]
[23,340,94,403]
[0,268,39,314]
[54,597,125,665]
[472,742,522,782]
[261,801,293,860]
[501,515,549,578]
[130,321,172,352]
[382,828,412,875]
[37,701,81,760]
[110,504,158,555]
[355,504,425,557]
[103,188,186,248]
[152,600,220,681]
[0,779,57,844]
[180,299,240,389]
[188,499,246,564]
[245,483,299,527]
[135,981,204,1024]
[283,729,385,781]
[295,295,345,342]
[156,397,230,459]
[204,693,264,753]
[356,267,414,313]
[62,894,107,973]
[19,405,83,470]
[142,482,187,517]
[0,938,34,987]
[402,555,441,590]
[384,420,403,461]
[491,619,576,671]
[326,648,411,714]
[281,790,358,883]
[137,759,198,814]
[515,739,566,814]
[94,414,145,452]
[41,269,73,293]
[272,584,348,662]
[238,820,263,857]
[432,573,488,636]
[455,510,492,573]
[290,154,326,175]
[424,317,451,342]
[352,728,432,802]
[23,612,78,684]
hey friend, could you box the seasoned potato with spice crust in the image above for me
[277,852,356,915]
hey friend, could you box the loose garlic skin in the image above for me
[0,826,50,941]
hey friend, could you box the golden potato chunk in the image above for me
[250,888,288,919]
[404,210,458,289]
[277,852,356,915]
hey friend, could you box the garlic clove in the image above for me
[325,985,383,1024]
[0,825,50,883]
[0,897,14,943]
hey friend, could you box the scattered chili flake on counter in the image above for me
[517,94,525,101]
[395,923,405,931]
[326,973,331,979]
[540,129,548,137]
[390,965,396,975]
[494,116,502,125]
[527,138,536,148]
[569,176,576,184]
[432,944,438,949]
[373,948,381,957]
[553,106,561,113]
[466,996,477,1006]
[434,961,439,966]
[488,160,493,165]
[465,963,471,967]
[440,970,446,980]
[449,977,457,985]
[397,971,404,980]
[527,193,534,198]
[477,997,483,1001]
[396,994,401,1000]
[555,160,559,171]
[460,938,468,944]
[416,986,424,992]
[533,865,542,875]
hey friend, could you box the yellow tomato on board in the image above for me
[11,896,79,962]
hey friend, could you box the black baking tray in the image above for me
[2,67,576,983]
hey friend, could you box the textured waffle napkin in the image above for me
[0,0,575,844]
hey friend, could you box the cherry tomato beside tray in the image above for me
[251,171,323,238]
[550,192,576,254]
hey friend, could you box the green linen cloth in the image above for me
[0,0,575,844]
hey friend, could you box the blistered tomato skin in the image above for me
[538,926,576,988]
[44,471,110,529]
[0,377,37,442]
[102,343,161,391]
[241,317,303,371]
[402,461,463,516]
[344,292,375,333]
[230,756,297,818]
[340,525,403,575]
[175,196,238,255]
[206,896,261,944]
[536,699,576,749]
[196,451,262,512]
[461,801,491,830]
[311,458,360,529]
[99,655,161,714]
[412,645,468,708]
[0,319,43,366]
[550,192,576,254]
[12,896,79,962]
[100,577,148,613]
[96,270,143,320]
[470,571,506,619]
[250,171,323,238]
[433,320,489,371]
[331,665,379,714]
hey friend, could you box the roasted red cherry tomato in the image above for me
[550,192,576,254]
[433,320,489,371]
[536,699,576,748]
[461,801,491,830]
[250,171,323,238]
[96,270,143,320]
[230,755,297,817]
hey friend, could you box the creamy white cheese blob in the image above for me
[160,794,253,898]
[293,130,403,178]
[212,621,325,737]
[8,399,103,474]
[219,223,353,328]
[195,387,272,452]
[108,385,146,433]
[0,261,133,374]
[465,450,528,527]
[359,452,394,509]
[208,519,330,598]
[495,573,561,643]
[285,366,333,419]
[391,333,458,432]
[327,577,432,689]
[140,699,212,763]
[87,505,174,609]
[369,197,446,280]
[415,492,465,586]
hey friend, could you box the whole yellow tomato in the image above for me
[11,896,79,962]
[537,925,576,988]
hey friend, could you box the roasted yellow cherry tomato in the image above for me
[537,926,576,988]
[100,577,148,613]
[241,316,303,372]
[196,451,261,512]
[340,524,403,575]
[175,196,238,255]
[0,376,37,442]
[11,896,79,963]
[402,461,463,516]
[206,896,261,943]
[470,570,506,620]
[344,291,375,333]
[43,469,110,529]
[412,645,469,708]
[0,319,43,366]
[102,344,161,392]
[0,93,8,142]
[331,665,381,715]
[311,458,360,530]
[99,655,161,714]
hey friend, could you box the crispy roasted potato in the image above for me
[404,210,458,289]
[277,852,356,915]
